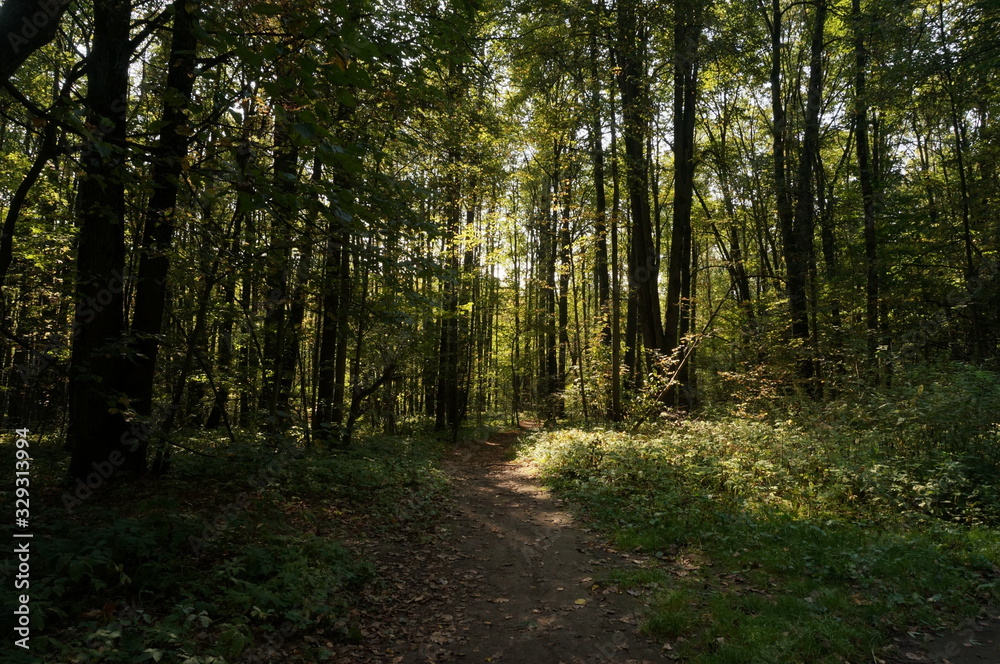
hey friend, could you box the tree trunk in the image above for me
[262,102,300,427]
[664,0,701,407]
[436,165,462,430]
[589,28,611,344]
[128,0,199,437]
[615,0,663,356]
[788,0,827,387]
[853,0,879,374]
[66,0,138,479]
[557,170,571,419]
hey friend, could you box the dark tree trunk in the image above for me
[262,109,299,427]
[557,172,571,419]
[314,221,349,442]
[128,0,199,437]
[853,0,879,373]
[768,0,795,326]
[615,0,663,356]
[664,0,701,407]
[436,168,462,430]
[0,122,57,292]
[66,0,139,479]
[788,0,827,386]
[543,175,560,419]
[589,29,611,343]
[0,0,72,85]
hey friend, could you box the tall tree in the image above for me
[663,0,702,406]
[66,0,140,479]
[127,0,200,459]
[852,0,879,373]
[615,0,663,357]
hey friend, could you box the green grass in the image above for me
[520,412,1000,663]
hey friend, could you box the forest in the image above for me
[1,0,999,660]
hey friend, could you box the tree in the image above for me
[66,0,140,479]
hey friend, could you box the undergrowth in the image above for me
[520,365,1000,663]
[1,430,450,664]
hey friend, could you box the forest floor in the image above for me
[318,423,1000,664]
[328,425,671,664]
[888,617,1000,664]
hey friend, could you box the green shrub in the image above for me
[521,410,1000,663]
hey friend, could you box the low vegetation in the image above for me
[1,433,449,664]
[520,363,1000,663]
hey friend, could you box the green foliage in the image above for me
[1,432,449,664]
[520,381,1000,663]
[289,433,450,523]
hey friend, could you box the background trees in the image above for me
[0,0,997,465]
[1,1,999,660]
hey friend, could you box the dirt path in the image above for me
[331,428,668,664]
[886,613,1000,663]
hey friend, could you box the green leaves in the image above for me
[521,420,1000,662]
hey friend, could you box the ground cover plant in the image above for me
[519,365,1000,663]
[0,431,450,664]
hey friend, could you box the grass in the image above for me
[519,399,1000,663]
[0,428,452,664]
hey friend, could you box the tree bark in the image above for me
[788,0,827,386]
[0,0,72,85]
[127,0,199,438]
[66,0,138,479]
[615,0,663,356]
[853,0,879,372]
[589,29,611,344]
[664,0,701,407]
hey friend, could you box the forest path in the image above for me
[332,425,669,664]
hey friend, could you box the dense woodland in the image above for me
[2,0,1000,660]
[1,0,998,460]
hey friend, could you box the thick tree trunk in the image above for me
[615,0,663,356]
[664,0,701,407]
[66,0,138,479]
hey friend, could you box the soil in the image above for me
[320,425,1000,664]
[885,614,1000,663]
[329,426,670,664]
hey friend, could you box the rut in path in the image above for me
[330,427,671,664]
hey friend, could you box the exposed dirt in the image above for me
[885,613,1000,664]
[329,427,669,664]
